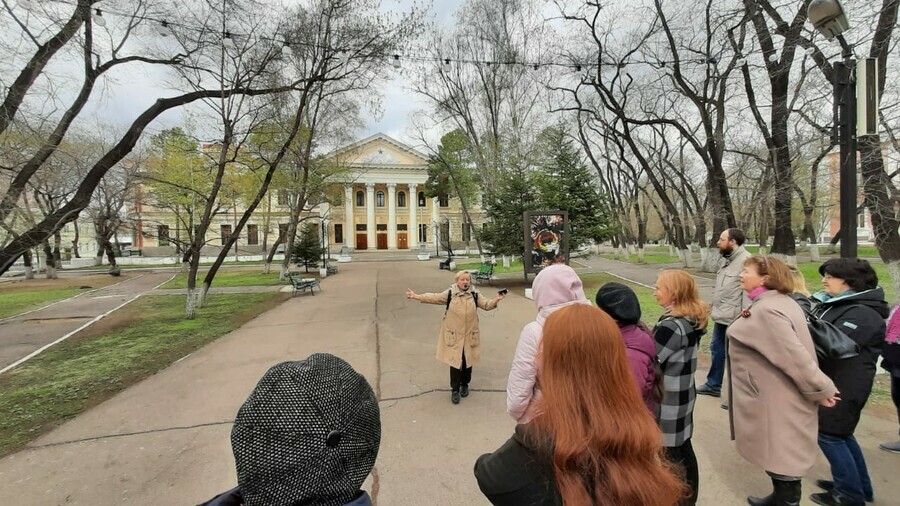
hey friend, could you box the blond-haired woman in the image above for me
[727,255,838,506]
[652,269,708,505]
[407,271,504,404]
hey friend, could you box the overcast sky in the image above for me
[59,0,462,151]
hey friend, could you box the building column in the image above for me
[344,185,354,249]
[407,183,417,247]
[432,196,440,250]
[366,182,376,249]
[387,183,397,249]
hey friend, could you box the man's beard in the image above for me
[719,245,734,256]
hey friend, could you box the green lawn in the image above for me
[0,292,286,457]
[457,259,524,274]
[596,252,683,264]
[0,288,84,319]
[161,269,291,289]
[580,272,666,325]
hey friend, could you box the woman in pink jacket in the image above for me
[506,264,592,423]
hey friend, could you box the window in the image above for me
[279,223,289,240]
[334,224,343,243]
[356,224,367,231]
[418,223,428,243]
[158,225,170,246]
[398,191,406,207]
[220,224,232,245]
[247,224,259,245]
[356,191,365,207]
[418,191,426,207]
[462,222,471,242]
[397,224,408,231]
[440,222,450,242]
[376,224,387,231]
[438,194,449,207]
[376,191,385,207]
[277,190,288,206]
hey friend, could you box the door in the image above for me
[356,234,367,250]
[398,233,408,249]
[377,234,388,250]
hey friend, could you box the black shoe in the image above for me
[451,391,460,404]
[815,480,834,492]
[460,385,469,397]
[721,402,729,410]
[747,493,774,506]
[697,384,721,397]
[810,492,865,506]
[814,482,873,504]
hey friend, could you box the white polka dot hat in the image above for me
[230,354,381,506]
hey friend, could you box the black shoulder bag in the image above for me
[803,307,859,361]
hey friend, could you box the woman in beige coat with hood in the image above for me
[726,255,839,506]
[407,271,503,404]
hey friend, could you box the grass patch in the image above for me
[0,275,123,319]
[161,269,291,289]
[596,252,683,264]
[457,260,524,274]
[0,292,288,457]
[579,272,665,325]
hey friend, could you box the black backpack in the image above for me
[445,289,478,314]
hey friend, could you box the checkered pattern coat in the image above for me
[653,314,704,447]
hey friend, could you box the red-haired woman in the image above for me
[652,269,708,505]
[474,304,687,506]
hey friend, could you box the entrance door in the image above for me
[356,234,367,250]
[398,233,408,249]
[377,234,388,250]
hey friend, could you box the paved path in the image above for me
[0,272,174,372]
[0,260,896,505]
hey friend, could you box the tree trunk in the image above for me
[43,242,57,279]
[53,230,62,269]
[23,249,34,279]
[859,136,900,293]
[186,287,197,319]
[72,219,80,258]
[197,283,210,309]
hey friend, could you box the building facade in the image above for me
[131,133,485,257]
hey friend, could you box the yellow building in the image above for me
[132,133,485,258]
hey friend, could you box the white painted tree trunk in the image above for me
[680,249,694,268]
[637,247,645,262]
[503,256,510,268]
[758,246,767,255]
[669,245,675,256]
[627,244,636,255]
[263,262,272,274]
[809,244,820,262]
[185,288,197,319]
[699,248,720,272]
[24,266,33,279]
[197,283,210,308]
[885,260,900,299]
[181,261,190,274]
[45,265,58,279]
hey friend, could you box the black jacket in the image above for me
[812,288,889,437]
[474,425,562,506]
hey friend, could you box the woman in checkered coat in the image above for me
[652,269,708,506]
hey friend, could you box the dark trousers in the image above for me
[818,433,873,502]
[665,438,699,506]
[705,323,727,390]
[450,352,472,392]
[892,374,900,430]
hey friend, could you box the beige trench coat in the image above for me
[726,290,837,477]
[418,285,498,369]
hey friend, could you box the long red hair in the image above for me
[533,304,687,506]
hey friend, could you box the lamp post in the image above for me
[808,0,856,258]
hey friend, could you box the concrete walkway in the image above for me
[0,259,896,505]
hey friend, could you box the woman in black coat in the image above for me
[809,259,889,506]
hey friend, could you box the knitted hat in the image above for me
[231,354,381,506]
[595,282,642,324]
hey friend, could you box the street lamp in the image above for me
[808,0,856,258]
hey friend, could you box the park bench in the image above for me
[472,262,494,285]
[288,273,321,296]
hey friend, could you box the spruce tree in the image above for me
[291,223,324,273]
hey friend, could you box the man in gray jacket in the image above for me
[697,228,751,397]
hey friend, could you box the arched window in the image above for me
[376,191,385,207]
[398,191,406,207]
[418,191,426,207]
[356,191,365,207]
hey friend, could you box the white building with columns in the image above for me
[327,133,485,254]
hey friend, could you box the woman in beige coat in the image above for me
[407,271,503,404]
[726,255,839,506]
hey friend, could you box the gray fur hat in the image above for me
[231,353,381,506]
